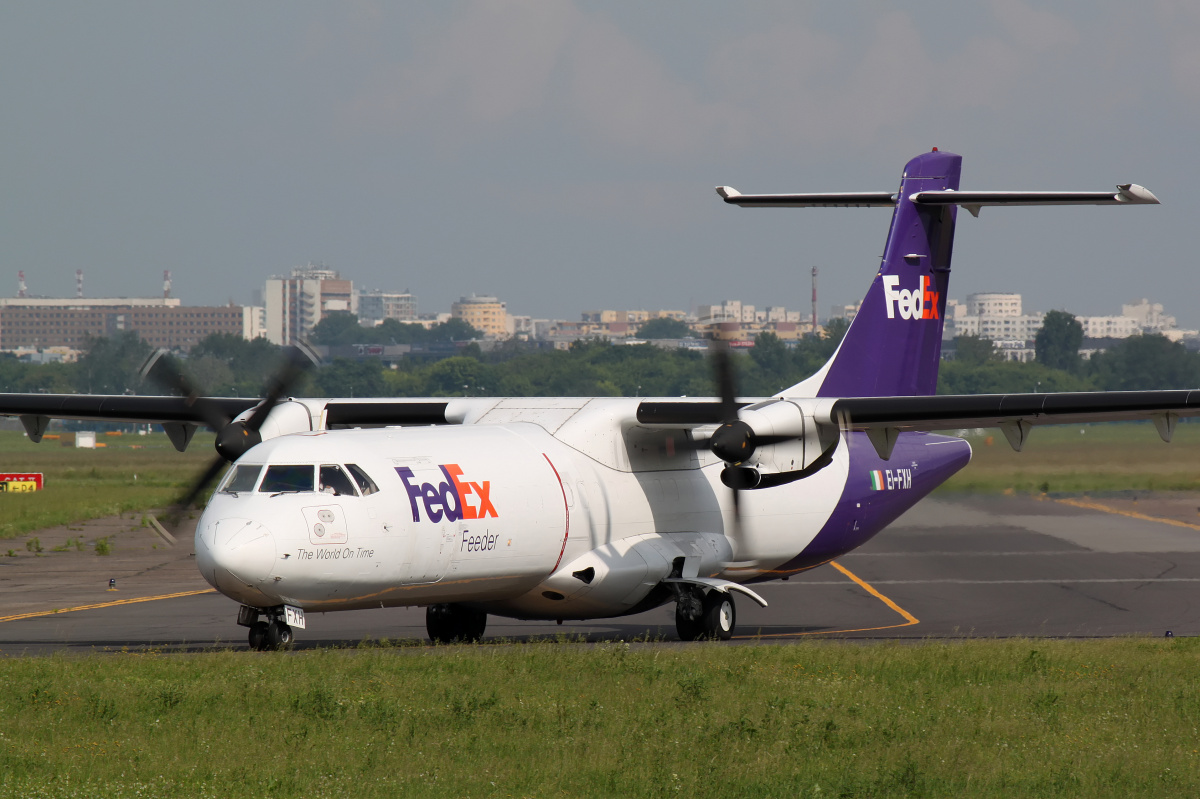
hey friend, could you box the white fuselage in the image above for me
[194,398,864,621]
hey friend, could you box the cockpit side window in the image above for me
[319,464,359,497]
[259,465,315,493]
[345,463,379,496]
[220,464,263,494]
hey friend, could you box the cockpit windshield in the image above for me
[259,465,315,494]
[346,463,379,495]
[319,465,358,497]
[220,464,263,494]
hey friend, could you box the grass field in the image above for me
[0,431,216,540]
[938,421,1200,494]
[1,638,1198,798]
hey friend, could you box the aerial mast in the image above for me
[810,266,818,335]
[17,271,26,299]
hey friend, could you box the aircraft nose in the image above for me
[196,517,277,600]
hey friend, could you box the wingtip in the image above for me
[1117,183,1161,204]
[715,186,741,200]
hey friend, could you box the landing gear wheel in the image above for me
[675,588,705,641]
[265,620,293,650]
[426,604,488,643]
[248,621,269,651]
[700,590,736,641]
[462,608,487,642]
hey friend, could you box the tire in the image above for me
[461,608,487,643]
[701,590,736,641]
[426,604,487,643]
[675,588,705,641]
[426,604,455,643]
[248,621,269,651]
[266,620,293,650]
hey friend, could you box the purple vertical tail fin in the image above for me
[717,149,1159,398]
[813,150,960,397]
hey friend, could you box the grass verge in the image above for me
[0,431,216,539]
[1,638,1199,797]
[938,421,1200,494]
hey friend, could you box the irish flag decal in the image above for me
[869,470,885,491]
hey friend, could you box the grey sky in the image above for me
[3,2,1197,327]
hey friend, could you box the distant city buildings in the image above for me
[5,258,1196,364]
[934,293,1196,362]
[264,265,354,346]
[0,297,258,354]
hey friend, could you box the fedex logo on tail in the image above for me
[883,275,940,320]
[397,464,497,523]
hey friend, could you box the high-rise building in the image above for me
[357,290,417,326]
[264,265,354,345]
[450,294,507,339]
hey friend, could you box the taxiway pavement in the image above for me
[4,493,1200,654]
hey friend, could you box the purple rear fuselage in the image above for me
[759,430,971,579]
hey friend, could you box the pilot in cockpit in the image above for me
[319,464,358,497]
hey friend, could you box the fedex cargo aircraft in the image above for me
[3,150,1194,650]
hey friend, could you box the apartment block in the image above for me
[357,290,417,326]
[0,297,252,352]
[264,265,354,345]
[451,294,507,339]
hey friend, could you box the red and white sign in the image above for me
[0,473,43,492]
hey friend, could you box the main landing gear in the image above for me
[426,603,487,644]
[675,586,736,641]
[238,606,293,651]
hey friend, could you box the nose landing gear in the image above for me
[238,605,294,651]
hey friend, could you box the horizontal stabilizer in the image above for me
[716,184,1159,216]
[912,184,1159,217]
[716,188,897,207]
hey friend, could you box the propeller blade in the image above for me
[712,341,739,424]
[167,455,230,522]
[244,342,320,432]
[139,349,233,433]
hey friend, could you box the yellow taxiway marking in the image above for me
[1054,497,1200,531]
[735,560,920,639]
[0,589,216,624]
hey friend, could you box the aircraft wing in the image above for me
[823,390,1200,431]
[638,389,1200,459]
[0,393,259,426]
[820,389,1200,456]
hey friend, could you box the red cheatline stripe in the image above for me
[543,453,571,573]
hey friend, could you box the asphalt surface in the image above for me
[4,493,1200,654]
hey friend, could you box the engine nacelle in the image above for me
[235,400,314,443]
[734,399,836,476]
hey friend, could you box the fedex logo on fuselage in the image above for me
[883,274,940,321]
[396,464,497,523]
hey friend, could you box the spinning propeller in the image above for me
[688,342,837,527]
[140,342,319,511]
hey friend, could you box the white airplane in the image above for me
[3,150,1194,651]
